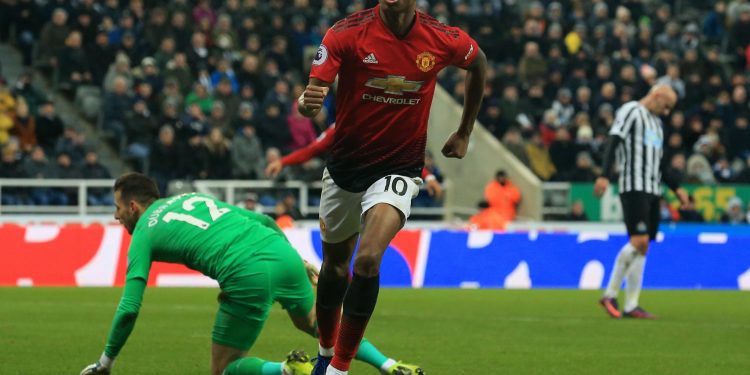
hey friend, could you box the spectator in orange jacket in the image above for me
[469,201,508,230]
[484,170,521,222]
[274,201,295,229]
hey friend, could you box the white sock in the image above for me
[325,365,348,375]
[624,254,646,312]
[380,359,397,372]
[604,243,637,298]
[319,344,334,357]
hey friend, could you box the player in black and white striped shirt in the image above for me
[594,84,689,319]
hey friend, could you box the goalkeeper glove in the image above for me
[80,353,114,375]
[303,260,320,287]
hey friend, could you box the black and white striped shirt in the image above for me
[609,101,664,195]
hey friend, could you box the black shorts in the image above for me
[620,191,660,240]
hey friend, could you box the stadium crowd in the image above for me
[434,0,750,186]
[0,0,749,219]
[0,71,111,205]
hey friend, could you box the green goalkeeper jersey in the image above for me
[104,193,286,358]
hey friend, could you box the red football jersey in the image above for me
[309,5,478,192]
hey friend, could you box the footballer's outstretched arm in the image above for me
[81,237,152,375]
[104,277,147,357]
[442,47,487,159]
[266,125,335,177]
[81,277,147,375]
[298,77,332,118]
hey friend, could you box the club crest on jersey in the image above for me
[313,44,328,66]
[636,221,647,232]
[644,128,663,148]
[416,52,436,72]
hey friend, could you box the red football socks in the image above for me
[316,302,342,350]
[315,272,350,351]
[330,315,369,371]
[330,273,380,371]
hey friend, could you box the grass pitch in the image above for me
[1,288,748,375]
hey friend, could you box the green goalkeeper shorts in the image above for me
[212,237,314,350]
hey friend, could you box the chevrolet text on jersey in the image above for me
[362,94,421,105]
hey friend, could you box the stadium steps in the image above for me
[427,85,543,220]
[0,43,127,176]
[0,44,24,82]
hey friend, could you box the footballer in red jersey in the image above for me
[299,1,487,374]
[307,4,479,192]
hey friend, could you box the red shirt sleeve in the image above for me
[449,29,478,69]
[309,28,347,83]
[281,126,335,166]
[421,167,435,180]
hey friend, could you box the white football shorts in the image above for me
[318,168,422,243]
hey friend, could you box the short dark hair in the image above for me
[114,173,160,205]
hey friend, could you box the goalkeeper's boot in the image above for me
[311,353,331,375]
[623,306,656,320]
[383,361,425,375]
[282,350,313,375]
[599,297,622,319]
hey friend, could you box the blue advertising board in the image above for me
[282,226,750,290]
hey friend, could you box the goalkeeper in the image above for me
[81,173,423,375]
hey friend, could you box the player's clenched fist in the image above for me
[298,85,329,118]
[441,131,470,159]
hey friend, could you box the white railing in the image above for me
[192,179,446,217]
[0,179,447,217]
[0,179,115,215]
[193,179,319,216]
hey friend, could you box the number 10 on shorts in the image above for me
[384,176,409,196]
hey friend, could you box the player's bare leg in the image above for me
[212,343,245,375]
[314,234,358,374]
[289,308,318,338]
[328,203,402,374]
